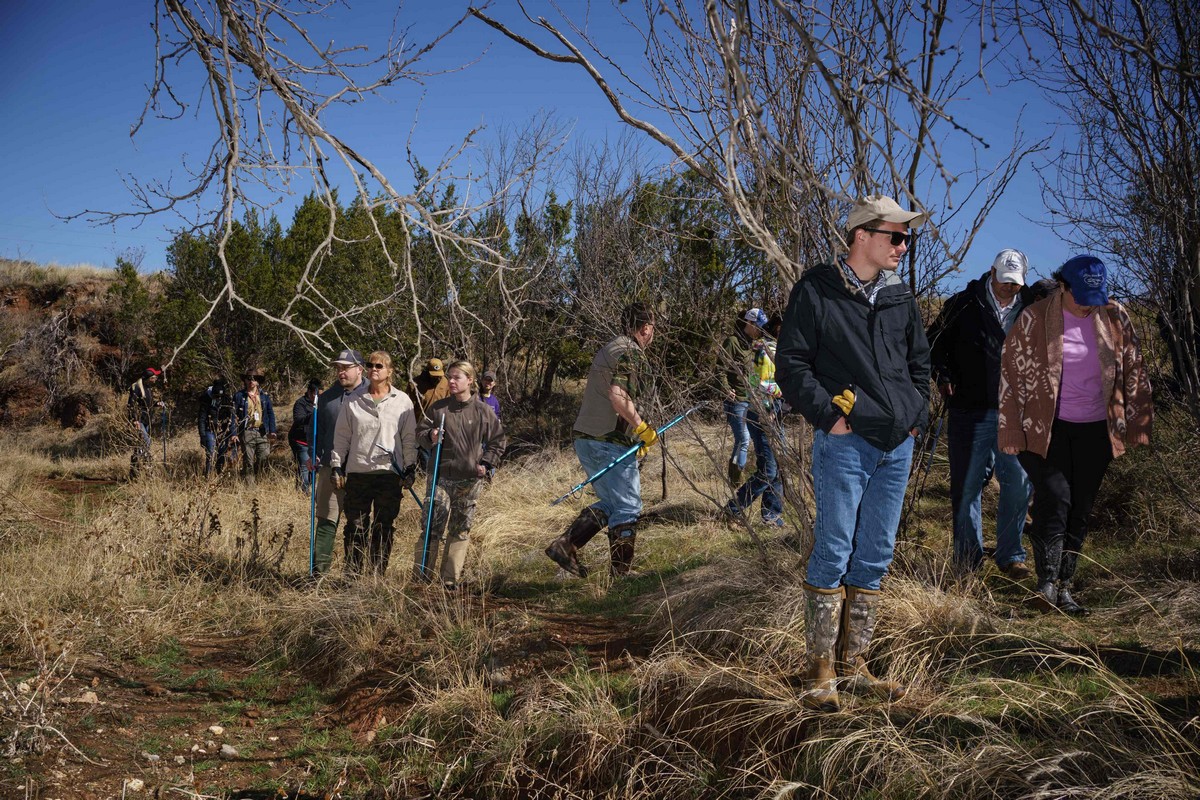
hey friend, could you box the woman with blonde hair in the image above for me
[415,360,507,589]
[330,350,418,576]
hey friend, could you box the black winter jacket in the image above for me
[288,395,316,447]
[776,262,931,451]
[926,272,1037,411]
[197,385,232,439]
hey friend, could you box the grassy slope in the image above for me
[1,413,1198,799]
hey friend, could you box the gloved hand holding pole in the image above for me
[550,405,699,506]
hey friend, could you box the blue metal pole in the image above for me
[549,405,701,506]
[308,394,318,576]
[419,413,446,581]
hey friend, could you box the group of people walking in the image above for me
[127,193,1153,712]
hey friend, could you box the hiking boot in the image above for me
[544,507,607,577]
[608,523,637,577]
[1000,561,1031,581]
[1029,580,1058,613]
[802,584,843,713]
[1056,584,1090,617]
[836,585,906,701]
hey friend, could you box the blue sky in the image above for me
[1,1,1074,289]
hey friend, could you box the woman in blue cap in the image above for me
[998,255,1153,615]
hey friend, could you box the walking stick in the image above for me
[309,395,318,576]
[418,413,446,581]
[550,405,700,506]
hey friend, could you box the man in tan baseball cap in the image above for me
[774,192,931,712]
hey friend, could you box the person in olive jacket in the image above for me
[414,360,506,590]
[776,194,931,713]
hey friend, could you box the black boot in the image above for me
[545,507,607,577]
[608,523,638,578]
[1056,583,1090,616]
[1031,580,1058,613]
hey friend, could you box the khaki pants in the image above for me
[413,477,481,586]
[241,428,271,483]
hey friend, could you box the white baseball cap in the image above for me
[991,249,1029,285]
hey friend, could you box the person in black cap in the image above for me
[311,349,368,575]
[128,366,163,480]
[289,379,321,494]
[479,369,501,420]
[230,367,277,484]
[198,377,233,477]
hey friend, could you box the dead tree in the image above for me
[1023,0,1200,421]
[470,0,1042,291]
[63,0,530,378]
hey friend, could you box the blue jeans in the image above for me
[948,408,1032,570]
[726,407,783,521]
[574,438,642,529]
[201,431,230,476]
[724,400,751,469]
[292,443,313,494]
[807,430,914,591]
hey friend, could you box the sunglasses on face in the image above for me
[366,362,388,370]
[863,227,912,247]
[245,375,264,382]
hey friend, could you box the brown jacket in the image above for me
[998,287,1152,458]
[417,395,506,481]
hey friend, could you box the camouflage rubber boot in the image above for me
[545,507,608,578]
[608,523,638,578]
[802,583,843,713]
[836,585,906,701]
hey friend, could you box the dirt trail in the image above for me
[4,582,659,798]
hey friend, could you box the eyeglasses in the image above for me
[366,362,388,370]
[862,228,912,247]
[245,375,264,382]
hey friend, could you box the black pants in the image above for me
[1018,419,1113,587]
[343,471,403,575]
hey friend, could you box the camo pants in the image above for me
[413,477,481,586]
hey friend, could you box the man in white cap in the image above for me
[928,249,1037,580]
[776,194,931,712]
[311,349,368,575]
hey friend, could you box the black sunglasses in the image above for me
[245,374,264,382]
[366,362,388,370]
[863,227,913,247]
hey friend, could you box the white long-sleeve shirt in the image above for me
[329,385,417,474]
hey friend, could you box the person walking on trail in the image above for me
[544,303,660,580]
[230,368,277,484]
[999,255,1152,616]
[724,308,786,528]
[928,249,1038,579]
[479,370,501,420]
[330,351,418,577]
[414,360,507,590]
[127,366,163,480]
[776,194,931,713]
[311,350,368,576]
[198,377,232,477]
[721,308,767,488]
[288,379,321,494]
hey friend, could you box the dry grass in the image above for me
[0,258,114,289]
[1,412,1199,797]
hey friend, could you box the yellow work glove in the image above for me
[633,421,659,458]
[831,388,856,417]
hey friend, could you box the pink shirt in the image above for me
[1057,309,1106,423]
